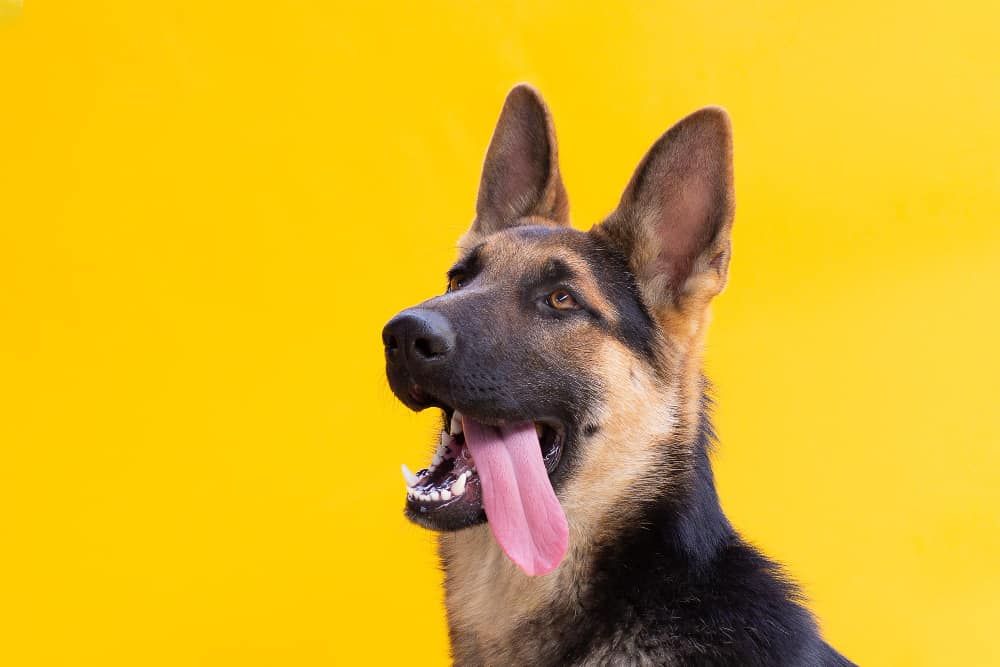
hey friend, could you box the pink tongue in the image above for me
[462,418,569,576]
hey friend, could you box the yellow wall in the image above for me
[2,2,998,665]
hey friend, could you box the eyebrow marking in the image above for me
[541,258,577,284]
[447,243,485,279]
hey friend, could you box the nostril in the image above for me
[386,334,399,353]
[413,336,437,359]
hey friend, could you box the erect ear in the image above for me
[467,84,569,240]
[593,107,734,315]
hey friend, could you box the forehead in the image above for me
[471,225,600,280]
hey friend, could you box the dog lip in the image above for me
[408,384,430,405]
[401,383,449,413]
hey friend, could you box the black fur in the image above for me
[573,235,659,364]
[503,396,856,666]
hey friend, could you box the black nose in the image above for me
[382,308,456,369]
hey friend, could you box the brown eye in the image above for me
[448,275,467,292]
[547,289,579,310]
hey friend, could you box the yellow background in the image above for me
[2,2,998,665]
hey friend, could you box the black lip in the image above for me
[398,381,565,438]
[393,380,450,414]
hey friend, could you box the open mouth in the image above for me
[398,383,571,576]
[402,408,565,513]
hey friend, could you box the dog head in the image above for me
[383,85,734,575]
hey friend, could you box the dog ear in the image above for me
[468,84,569,239]
[593,107,734,315]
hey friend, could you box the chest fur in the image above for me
[439,527,578,663]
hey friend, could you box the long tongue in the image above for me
[462,418,569,576]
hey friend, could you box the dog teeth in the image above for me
[452,472,467,496]
[431,430,455,469]
[408,471,471,503]
[535,423,544,438]
[450,411,464,436]
[401,464,419,487]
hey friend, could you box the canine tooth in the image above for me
[432,452,442,467]
[401,464,419,487]
[452,474,466,496]
[535,423,544,438]
[440,489,452,501]
[450,411,463,435]
[430,491,441,502]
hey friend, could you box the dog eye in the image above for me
[547,289,579,310]
[448,275,467,292]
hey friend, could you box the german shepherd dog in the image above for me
[383,85,854,666]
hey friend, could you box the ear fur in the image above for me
[466,84,569,242]
[593,107,734,315]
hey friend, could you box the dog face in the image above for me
[384,225,657,530]
[383,85,734,574]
